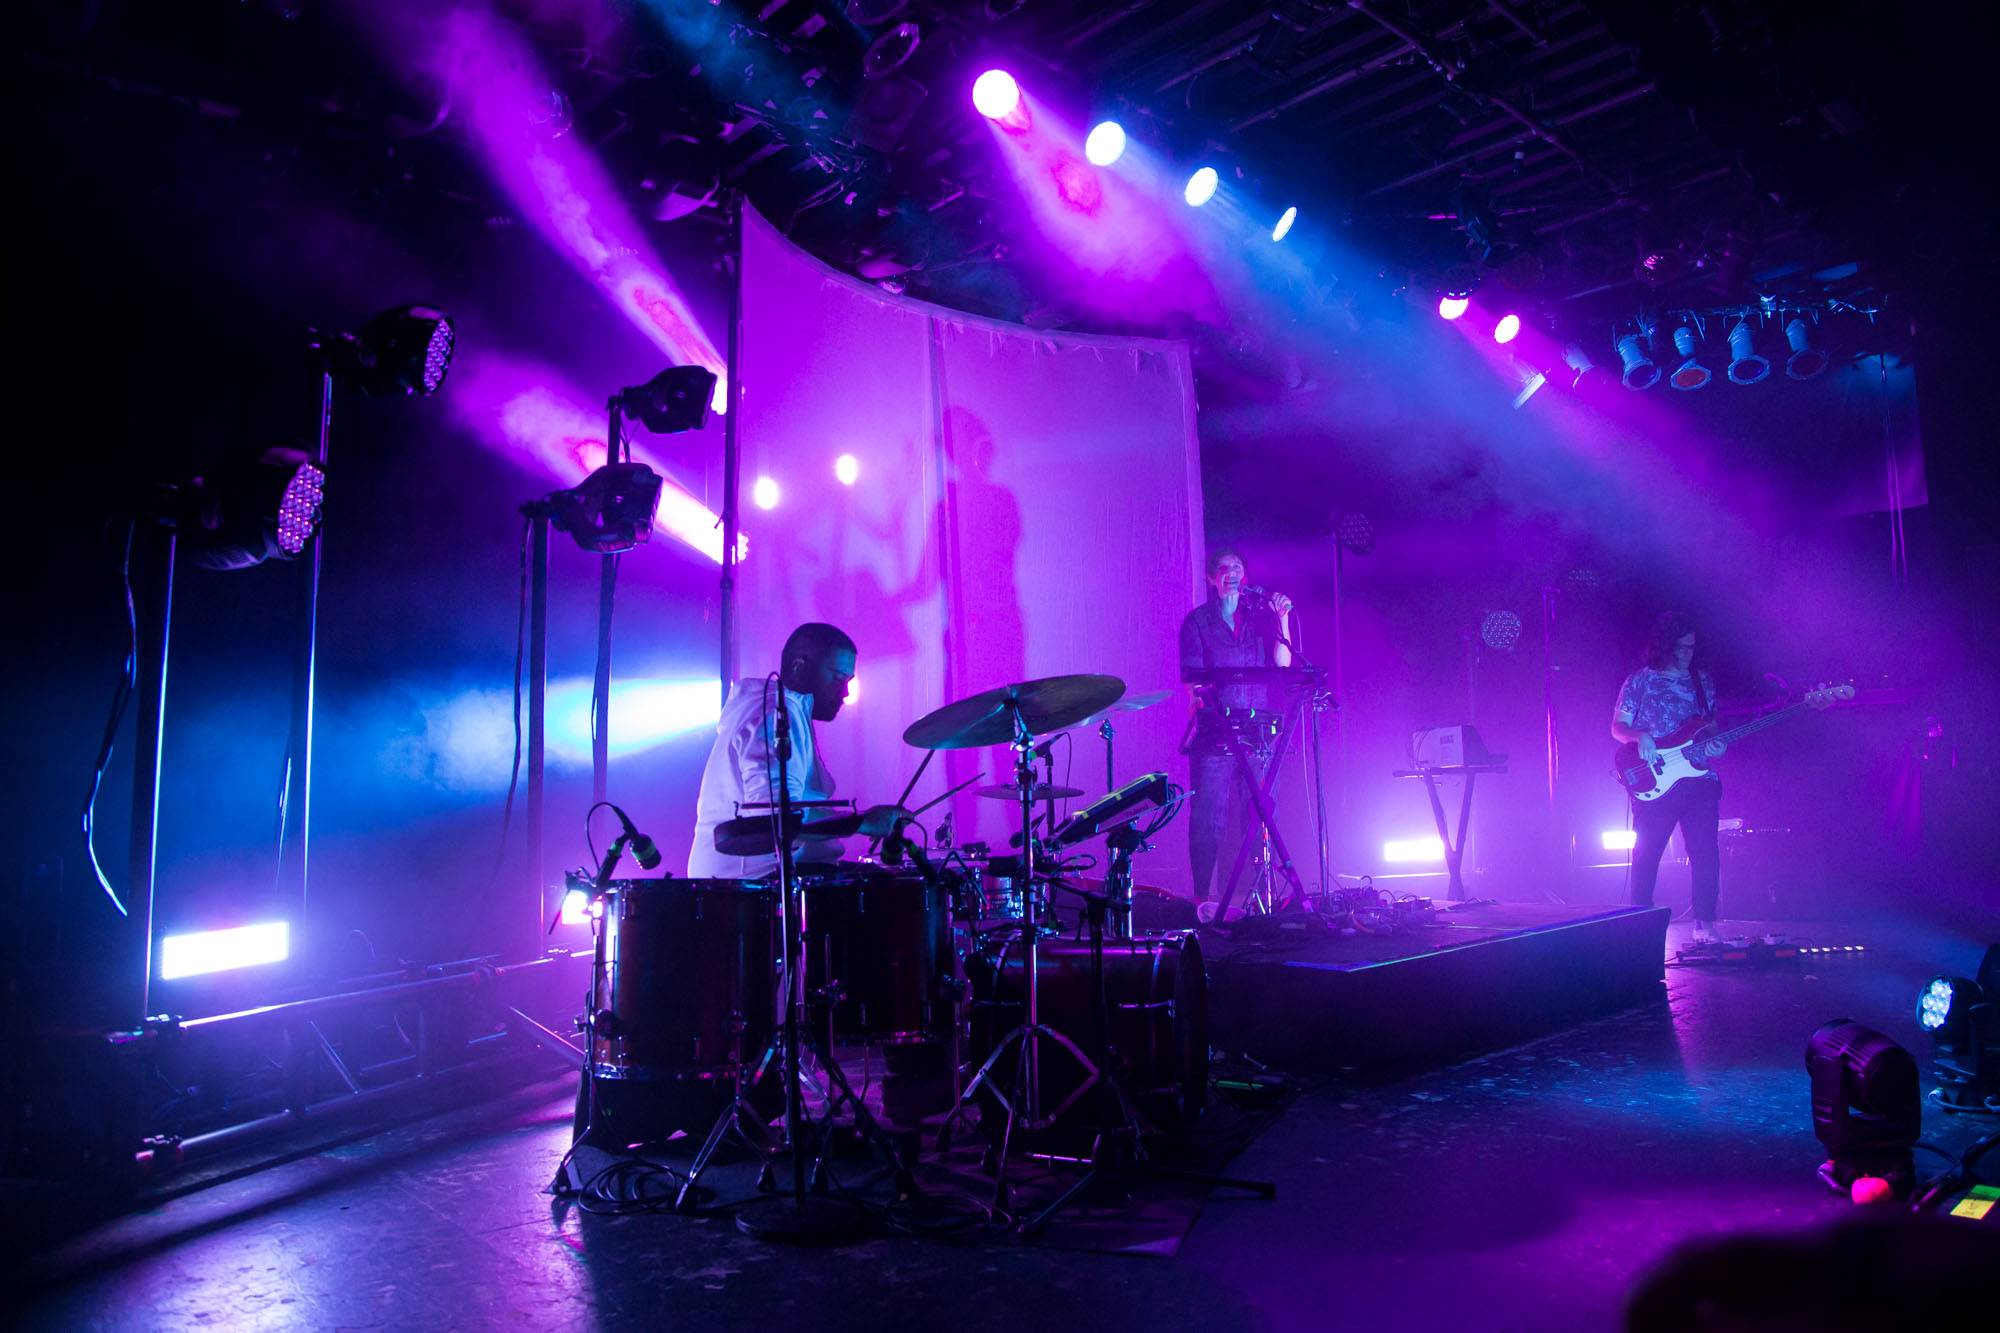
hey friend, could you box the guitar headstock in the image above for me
[1804,680,1856,709]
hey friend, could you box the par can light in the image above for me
[1726,321,1771,384]
[1617,333,1660,391]
[313,305,455,397]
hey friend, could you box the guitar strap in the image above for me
[1691,668,1711,719]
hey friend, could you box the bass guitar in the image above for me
[1612,681,1854,801]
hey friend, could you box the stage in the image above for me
[15,916,1992,1332]
[1204,902,1671,1070]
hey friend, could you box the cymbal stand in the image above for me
[1021,874,1274,1237]
[958,699,1095,1208]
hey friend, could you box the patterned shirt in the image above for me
[1615,667,1719,777]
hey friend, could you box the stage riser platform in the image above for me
[1207,906,1669,1070]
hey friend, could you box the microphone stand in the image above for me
[1289,610,1334,902]
[734,685,862,1240]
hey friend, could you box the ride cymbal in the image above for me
[903,674,1125,750]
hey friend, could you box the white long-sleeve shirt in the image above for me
[687,678,840,878]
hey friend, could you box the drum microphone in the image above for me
[882,820,935,877]
[596,803,661,886]
[613,806,663,870]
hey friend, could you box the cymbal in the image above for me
[903,674,1125,750]
[1079,688,1173,727]
[713,811,860,857]
[975,783,1084,801]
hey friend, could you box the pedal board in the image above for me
[1674,937,1869,966]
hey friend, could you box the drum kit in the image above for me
[568,670,1270,1238]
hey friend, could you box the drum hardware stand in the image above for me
[934,872,987,1155]
[674,1020,779,1209]
[1019,883,1275,1237]
[733,686,864,1241]
[792,922,919,1197]
[1103,823,1144,942]
[957,700,1095,1208]
[797,1039,917,1198]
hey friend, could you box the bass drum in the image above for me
[966,931,1209,1137]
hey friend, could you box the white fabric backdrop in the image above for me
[733,207,1204,890]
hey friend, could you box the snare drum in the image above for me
[803,867,954,1045]
[591,879,776,1081]
[963,854,1030,922]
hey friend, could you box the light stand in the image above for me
[127,524,176,1024]
[281,305,454,954]
[719,197,743,704]
[273,372,331,952]
[1328,512,1373,829]
[525,513,549,954]
[1539,583,1559,813]
[519,368,705,947]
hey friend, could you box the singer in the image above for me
[688,622,858,878]
[1178,549,1293,904]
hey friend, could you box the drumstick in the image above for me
[866,763,975,859]
[893,748,936,811]
[910,770,982,818]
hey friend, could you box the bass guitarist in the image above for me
[1611,612,1726,941]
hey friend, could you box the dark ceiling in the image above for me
[27,2,1991,358]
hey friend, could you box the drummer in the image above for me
[688,623,860,878]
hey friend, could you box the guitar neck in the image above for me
[1705,701,1807,748]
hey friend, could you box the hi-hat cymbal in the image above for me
[713,811,861,857]
[903,674,1125,750]
[975,783,1084,801]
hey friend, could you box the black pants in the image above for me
[1628,777,1721,920]
[1188,750,1257,902]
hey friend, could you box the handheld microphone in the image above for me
[1240,584,1268,604]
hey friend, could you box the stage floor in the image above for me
[13,915,1995,1332]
